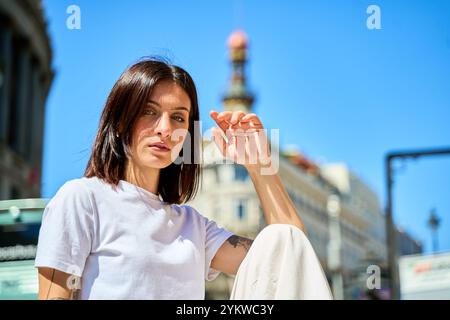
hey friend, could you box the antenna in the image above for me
[233,0,244,30]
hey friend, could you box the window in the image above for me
[234,165,248,181]
[236,199,247,220]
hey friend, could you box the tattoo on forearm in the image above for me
[45,270,81,300]
[66,274,82,300]
[227,235,253,252]
[70,289,81,300]
[47,289,80,300]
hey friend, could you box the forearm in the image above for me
[246,164,306,234]
[38,268,80,300]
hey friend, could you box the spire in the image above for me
[222,29,254,113]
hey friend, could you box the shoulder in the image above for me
[175,205,225,230]
[54,176,108,196]
[48,177,97,209]
[53,178,87,196]
[172,204,208,223]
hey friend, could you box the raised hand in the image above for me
[210,110,271,168]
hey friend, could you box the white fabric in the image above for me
[35,177,233,300]
[230,224,333,300]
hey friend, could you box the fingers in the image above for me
[210,111,240,142]
[211,127,227,156]
[210,110,231,133]
[233,130,247,164]
[210,110,263,131]
[241,113,263,128]
[241,113,258,122]
[245,131,259,165]
[210,110,269,165]
[230,111,245,124]
[256,128,271,164]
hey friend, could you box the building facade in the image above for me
[187,29,388,299]
[0,0,53,200]
[397,227,423,257]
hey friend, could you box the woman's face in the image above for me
[129,80,191,169]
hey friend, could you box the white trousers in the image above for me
[230,224,333,300]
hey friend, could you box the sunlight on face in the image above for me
[130,80,191,169]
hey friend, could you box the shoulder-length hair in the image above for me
[84,56,202,204]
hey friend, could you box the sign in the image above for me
[399,251,450,299]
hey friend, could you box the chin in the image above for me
[139,155,172,169]
[148,160,172,169]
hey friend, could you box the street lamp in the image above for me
[427,208,441,253]
[327,194,344,300]
[385,146,450,299]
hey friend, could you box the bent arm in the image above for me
[211,235,253,275]
[246,164,306,234]
[38,267,81,300]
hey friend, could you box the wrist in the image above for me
[244,158,273,175]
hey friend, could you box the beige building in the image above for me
[187,29,388,299]
[0,0,54,200]
[321,163,387,263]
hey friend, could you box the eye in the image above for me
[143,107,157,116]
[173,115,186,123]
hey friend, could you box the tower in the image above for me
[222,30,254,113]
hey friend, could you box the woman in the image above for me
[35,57,332,300]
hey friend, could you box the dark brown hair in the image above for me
[84,56,202,204]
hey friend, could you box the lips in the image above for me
[149,142,171,151]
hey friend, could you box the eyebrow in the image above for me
[147,100,190,113]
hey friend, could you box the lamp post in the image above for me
[385,146,450,299]
[427,208,441,253]
[327,194,344,300]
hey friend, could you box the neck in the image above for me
[124,160,160,195]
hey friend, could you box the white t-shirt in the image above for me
[34,176,234,300]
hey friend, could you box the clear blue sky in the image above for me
[41,0,450,253]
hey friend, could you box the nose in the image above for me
[155,112,172,139]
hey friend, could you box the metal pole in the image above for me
[433,231,439,253]
[386,156,399,299]
[385,146,450,300]
[428,208,441,253]
[327,194,344,300]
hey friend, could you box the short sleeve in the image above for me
[203,216,234,282]
[34,179,94,277]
